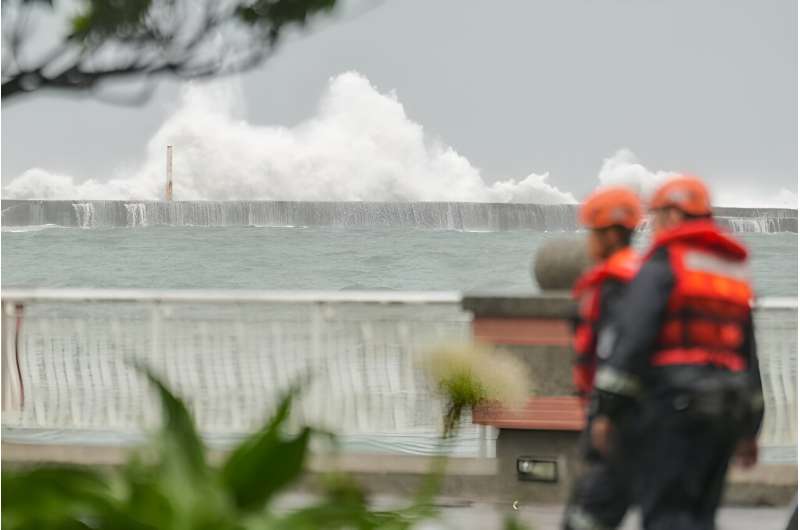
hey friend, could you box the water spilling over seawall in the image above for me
[2,200,797,233]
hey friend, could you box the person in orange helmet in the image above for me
[592,175,763,530]
[563,186,643,530]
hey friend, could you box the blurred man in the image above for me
[592,175,763,530]
[563,186,642,530]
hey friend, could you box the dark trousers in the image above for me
[563,416,636,530]
[636,409,737,530]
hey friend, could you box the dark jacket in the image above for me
[593,221,764,438]
[571,247,640,399]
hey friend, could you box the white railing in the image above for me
[753,298,797,459]
[1,290,796,460]
[1,290,478,455]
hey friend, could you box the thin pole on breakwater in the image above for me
[165,145,174,201]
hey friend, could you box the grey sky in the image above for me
[2,0,797,202]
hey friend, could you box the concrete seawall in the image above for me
[2,200,797,232]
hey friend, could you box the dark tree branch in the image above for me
[1,0,385,104]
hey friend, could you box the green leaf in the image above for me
[138,364,207,478]
[115,459,176,528]
[70,13,92,38]
[132,364,236,527]
[235,0,338,29]
[69,0,153,41]
[236,5,260,25]
[221,391,312,512]
[1,466,116,529]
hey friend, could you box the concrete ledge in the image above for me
[727,464,798,506]
[1,442,496,476]
[307,453,497,476]
[3,442,133,466]
[462,294,575,319]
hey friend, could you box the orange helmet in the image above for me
[649,174,712,216]
[579,186,643,230]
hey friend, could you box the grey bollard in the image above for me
[532,236,591,291]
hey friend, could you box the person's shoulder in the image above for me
[639,245,670,269]
[599,276,625,295]
[633,245,675,285]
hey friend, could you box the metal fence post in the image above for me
[2,301,12,412]
[2,302,23,414]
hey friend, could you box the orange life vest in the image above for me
[647,220,753,372]
[572,247,640,398]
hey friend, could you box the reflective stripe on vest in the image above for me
[594,366,642,398]
[683,250,750,281]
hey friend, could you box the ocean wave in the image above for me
[1,224,65,233]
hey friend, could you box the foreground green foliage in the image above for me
[2,367,435,530]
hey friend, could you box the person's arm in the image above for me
[596,278,626,332]
[744,311,764,436]
[592,247,675,420]
[736,310,764,468]
[572,279,627,402]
